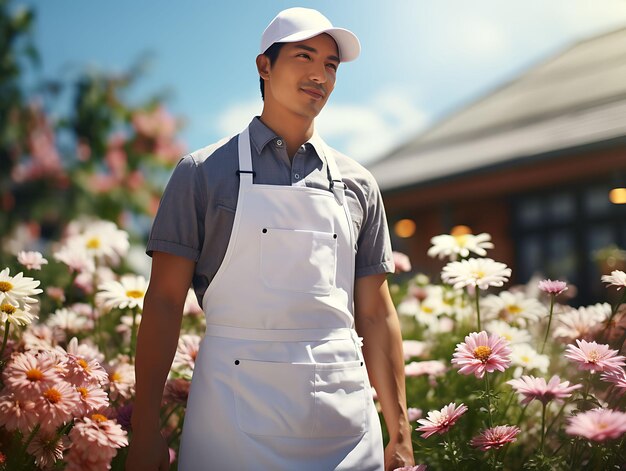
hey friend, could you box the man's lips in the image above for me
[301,88,324,100]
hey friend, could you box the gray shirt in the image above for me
[146,117,394,306]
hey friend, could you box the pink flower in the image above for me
[407,407,423,422]
[393,251,412,273]
[405,360,446,378]
[538,279,568,295]
[416,402,468,438]
[566,408,626,441]
[35,380,81,432]
[172,334,200,371]
[26,429,67,469]
[3,351,62,400]
[601,368,626,394]
[17,251,48,270]
[403,340,427,360]
[67,414,128,466]
[470,425,520,451]
[0,391,38,432]
[106,362,135,401]
[507,375,581,405]
[75,384,110,417]
[451,331,511,378]
[163,378,191,405]
[64,354,109,387]
[564,339,625,374]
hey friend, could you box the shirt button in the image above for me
[294,173,300,179]
[276,139,283,146]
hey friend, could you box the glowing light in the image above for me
[609,188,626,204]
[394,219,416,238]
[451,225,472,236]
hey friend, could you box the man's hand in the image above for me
[125,429,169,471]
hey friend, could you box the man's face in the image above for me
[263,33,340,119]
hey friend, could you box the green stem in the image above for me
[444,434,459,470]
[498,390,516,422]
[545,401,567,436]
[0,320,10,362]
[485,373,493,427]
[540,295,555,354]
[20,423,40,468]
[475,289,482,331]
[540,402,547,454]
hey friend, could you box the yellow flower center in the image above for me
[26,368,43,381]
[588,350,600,362]
[1,303,16,314]
[454,234,469,247]
[77,387,88,398]
[86,237,101,249]
[110,371,121,382]
[508,304,522,314]
[77,358,89,370]
[422,306,434,314]
[521,355,530,363]
[126,290,144,299]
[473,346,492,362]
[91,413,108,423]
[43,388,61,403]
[0,281,13,293]
[503,333,512,341]
[472,271,485,279]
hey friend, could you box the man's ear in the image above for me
[256,54,271,81]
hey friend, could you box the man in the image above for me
[126,7,413,471]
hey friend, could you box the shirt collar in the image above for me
[248,116,325,162]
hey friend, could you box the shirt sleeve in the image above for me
[354,175,395,278]
[146,155,205,261]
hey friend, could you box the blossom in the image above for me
[393,251,412,273]
[416,402,468,438]
[601,368,626,394]
[53,244,95,273]
[451,331,511,378]
[65,219,130,266]
[17,251,48,270]
[405,360,446,378]
[538,279,568,295]
[0,267,42,309]
[66,414,128,468]
[35,380,81,432]
[106,361,135,401]
[507,375,581,405]
[441,258,511,290]
[163,378,191,405]
[484,320,531,344]
[407,407,422,422]
[1,301,37,327]
[510,344,550,376]
[602,270,626,290]
[566,408,626,441]
[172,334,201,372]
[46,307,93,335]
[403,340,427,360]
[428,233,494,261]
[64,354,109,387]
[0,391,38,432]
[3,351,62,400]
[481,291,544,327]
[26,430,66,468]
[470,425,520,451]
[96,274,148,312]
[564,339,625,374]
[554,303,611,341]
[74,384,110,417]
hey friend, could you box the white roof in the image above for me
[369,26,626,191]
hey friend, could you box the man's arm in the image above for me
[354,273,414,471]
[126,252,195,471]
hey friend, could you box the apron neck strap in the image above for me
[237,126,254,186]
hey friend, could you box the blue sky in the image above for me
[21,0,626,165]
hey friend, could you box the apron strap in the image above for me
[237,127,254,186]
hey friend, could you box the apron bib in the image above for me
[178,126,384,470]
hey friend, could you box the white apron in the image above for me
[178,126,384,470]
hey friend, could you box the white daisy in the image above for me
[441,258,511,290]
[46,308,93,334]
[481,291,545,327]
[67,220,129,266]
[602,270,626,290]
[17,251,48,270]
[172,334,201,373]
[554,303,611,341]
[95,275,148,312]
[53,243,95,273]
[510,344,550,377]
[428,233,494,261]
[0,302,37,327]
[485,320,532,345]
[0,268,43,309]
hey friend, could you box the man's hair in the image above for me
[260,42,285,101]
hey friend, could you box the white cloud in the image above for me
[215,87,428,165]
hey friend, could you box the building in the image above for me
[368,26,626,305]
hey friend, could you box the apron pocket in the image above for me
[260,228,337,295]
[313,360,367,437]
[233,360,316,438]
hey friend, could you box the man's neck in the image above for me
[259,108,315,159]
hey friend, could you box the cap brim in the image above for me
[268,27,361,62]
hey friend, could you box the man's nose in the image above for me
[308,61,328,83]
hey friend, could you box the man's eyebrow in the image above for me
[294,44,340,63]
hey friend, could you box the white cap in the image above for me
[260,7,361,62]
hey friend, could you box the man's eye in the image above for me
[297,53,310,59]
[326,64,337,71]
